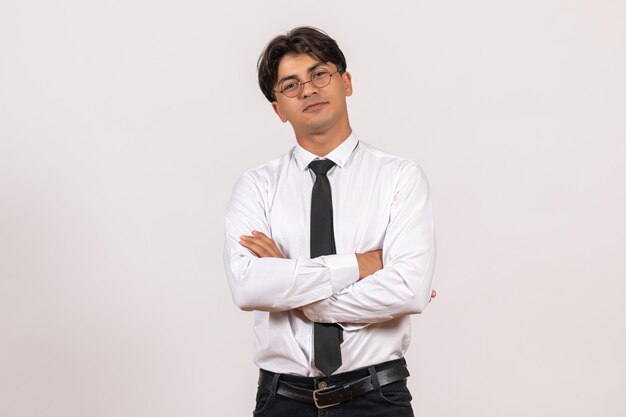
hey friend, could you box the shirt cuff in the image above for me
[321,253,359,294]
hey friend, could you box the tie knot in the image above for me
[308,159,336,176]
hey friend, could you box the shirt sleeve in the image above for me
[223,172,360,312]
[301,163,437,324]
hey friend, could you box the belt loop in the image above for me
[270,373,280,397]
[367,366,380,391]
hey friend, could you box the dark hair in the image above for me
[257,26,347,102]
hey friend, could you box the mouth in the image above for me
[302,101,329,112]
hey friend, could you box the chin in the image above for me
[303,117,335,135]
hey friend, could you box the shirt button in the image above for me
[318,381,328,389]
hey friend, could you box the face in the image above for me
[271,53,353,136]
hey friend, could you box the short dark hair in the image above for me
[257,26,347,102]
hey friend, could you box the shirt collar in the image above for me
[293,131,359,171]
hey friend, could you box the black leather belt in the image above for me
[258,363,410,409]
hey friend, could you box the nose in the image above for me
[301,80,319,98]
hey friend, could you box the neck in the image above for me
[294,121,352,157]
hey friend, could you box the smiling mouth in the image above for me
[303,102,328,112]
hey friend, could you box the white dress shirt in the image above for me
[223,131,436,376]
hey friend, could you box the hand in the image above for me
[429,289,437,303]
[239,230,285,258]
[355,249,383,279]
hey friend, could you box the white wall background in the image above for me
[1,1,625,416]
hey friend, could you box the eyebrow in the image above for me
[277,62,327,86]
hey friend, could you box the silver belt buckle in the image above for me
[313,385,339,409]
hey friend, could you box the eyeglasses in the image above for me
[273,68,341,98]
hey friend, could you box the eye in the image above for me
[282,81,299,92]
[312,70,330,78]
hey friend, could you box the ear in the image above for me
[342,71,353,97]
[272,101,288,123]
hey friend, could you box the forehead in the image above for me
[276,53,328,80]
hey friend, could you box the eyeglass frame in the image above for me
[272,65,343,98]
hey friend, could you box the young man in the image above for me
[223,26,437,417]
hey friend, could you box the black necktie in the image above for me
[308,159,343,376]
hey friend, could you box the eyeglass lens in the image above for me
[280,69,333,97]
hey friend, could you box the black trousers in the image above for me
[252,358,415,417]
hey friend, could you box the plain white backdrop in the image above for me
[1,1,625,416]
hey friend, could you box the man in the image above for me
[223,26,437,417]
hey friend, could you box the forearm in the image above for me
[302,240,436,323]
[224,242,359,312]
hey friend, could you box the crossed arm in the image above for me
[224,163,436,324]
[239,231,391,281]
[239,230,437,322]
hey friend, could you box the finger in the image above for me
[248,237,279,257]
[240,238,272,257]
[240,236,273,256]
[251,230,269,239]
[251,230,277,247]
[239,239,260,257]
[251,231,284,258]
[241,236,278,258]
